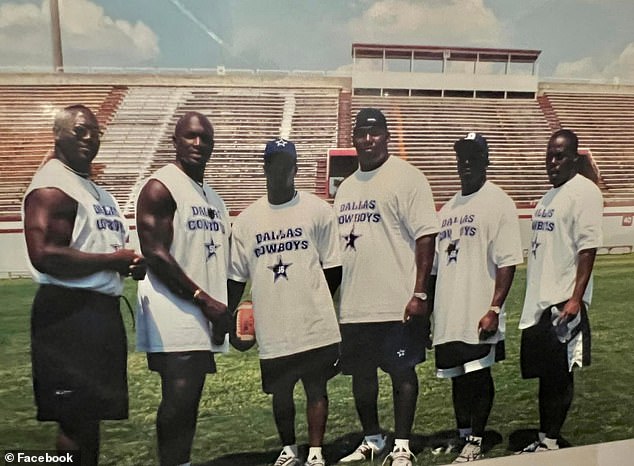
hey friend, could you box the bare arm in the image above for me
[560,248,597,319]
[479,265,516,338]
[323,266,342,297]
[403,233,437,321]
[24,187,141,277]
[136,179,227,323]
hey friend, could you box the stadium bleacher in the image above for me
[542,91,634,203]
[1,79,634,220]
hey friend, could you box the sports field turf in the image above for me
[1,254,633,465]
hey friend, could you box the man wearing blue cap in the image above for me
[228,138,342,466]
[335,108,439,466]
[431,133,522,462]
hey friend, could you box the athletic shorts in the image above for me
[339,319,428,376]
[31,285,128,421]
[520,303,591,379]
[259,343,339,395]
[147,351,216,377]
[435,340,505,379]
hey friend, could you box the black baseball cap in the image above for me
[354,108,388,130]
[454,132,489,163]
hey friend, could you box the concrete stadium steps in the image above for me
[351,95,552,204]
[0,84,126,217]
[152,86,340,213]
[544,92,634,202]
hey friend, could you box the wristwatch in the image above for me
[489,305,501,315]
[413,292,428,301]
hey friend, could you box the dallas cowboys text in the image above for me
[532,208,555,232]
[253,227,309,258]
[438,214,477,241]
[337,199,381,224]
[188,206,226,233]
[94,203,124,232]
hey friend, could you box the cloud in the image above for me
[554,42,634,82]
[0,0,159,68]
[347,0,505,46]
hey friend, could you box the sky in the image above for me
[0,0,633,82]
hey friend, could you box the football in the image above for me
[236,300,255,341]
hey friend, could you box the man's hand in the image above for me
[403,295,431,322]
[111,249,145,277]
[194,290,228,324]
[559,298,581,321]
[193,290,229,345]
[129,256,147,280]
[478,310,499,340]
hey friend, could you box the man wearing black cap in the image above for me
[431,132,522,462]
[228,138,342,466]
[334,109,439,465]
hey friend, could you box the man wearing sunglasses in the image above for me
[23,104,145,465]
[334,108,439,466]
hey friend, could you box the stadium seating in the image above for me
[351,96,553,205]
[543,91,634,203]
[2,82,633,220]
[0,84,125,217]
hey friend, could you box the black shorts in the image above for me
[339,319,427,376]
[520,304,591,379]
[435,341,505,378]
[31,285,128,421]
[260,343,339,395]
[147,351,216,378]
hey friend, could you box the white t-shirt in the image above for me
[432,182,523,345]
[520,174,603,329]
[22,159,127,296]
[334,155,440,323]
[229,191,341,359]
[136,163,230,352]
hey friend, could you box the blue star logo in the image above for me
[446,239,460,264]
[531,236,540,258]
[268,255,292,282]
[343,224,362,251]
[205,238,221,260]
[275,139,288,147]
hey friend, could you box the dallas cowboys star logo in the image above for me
[343,225,362,251]
[275,139,288,147]
[268,255,292,282]
[205,238,221,260]
[446,239,460,264]
[397,349,406,358]
[531,236,541,258]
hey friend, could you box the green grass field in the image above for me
[1,255,633,465]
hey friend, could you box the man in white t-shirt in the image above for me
[517,129,603,454]
[136,112,230,466]
[228,139,341,466]
[431,133,523,462]
[23,105,145,465]
[334,109,439,466]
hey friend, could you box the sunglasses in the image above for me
[73,125,103,139]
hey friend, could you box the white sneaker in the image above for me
[305,456,326,466]
[452,436,482,462]
[274,450,302,466]
[515,439,559,454]
[339,436,386,463]
[381,447,415,466]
